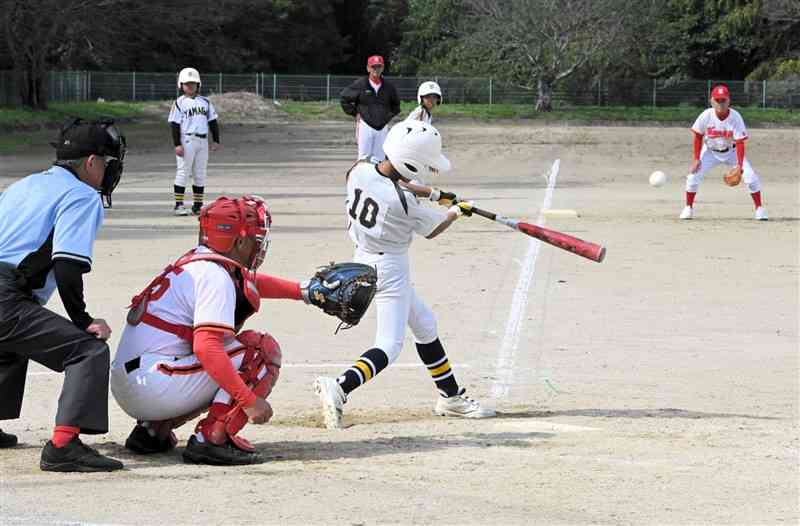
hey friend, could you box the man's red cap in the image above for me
[367,55,384,67]
[711,85,730,100]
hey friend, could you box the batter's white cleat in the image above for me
[755,207,768,221]
[174,204,189,216]
[679,205,693,220]
[314,377,346,429]
[435,389,496,419]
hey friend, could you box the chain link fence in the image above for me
[1,71,799,109]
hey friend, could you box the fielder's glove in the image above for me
[301,262,378,332]
[429,188,458,207]
[724,166,742,187]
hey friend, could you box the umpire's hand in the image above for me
[87,318,112,340]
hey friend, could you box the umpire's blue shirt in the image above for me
[0,166,103,305]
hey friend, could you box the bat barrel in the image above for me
[517,222,606,263]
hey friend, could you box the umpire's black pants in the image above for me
[0,265,109,434]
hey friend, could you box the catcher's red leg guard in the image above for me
[195,330,282,452]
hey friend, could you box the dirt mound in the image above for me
[142,91,284,123]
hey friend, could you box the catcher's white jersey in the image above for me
[405,105,432,124]
[113,245,237,364]
[168,95,218,136]
[691,108,748,152]
[346,162,444,254]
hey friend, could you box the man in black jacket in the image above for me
[340,55,401,162]
[0,119,126,472]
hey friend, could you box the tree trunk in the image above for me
[535,77,553,112]
[17,64,48,110]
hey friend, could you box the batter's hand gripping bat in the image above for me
[467,205,606,263]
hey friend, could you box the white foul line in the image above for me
[491,159,559,399]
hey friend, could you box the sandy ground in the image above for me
[0,119,797,525]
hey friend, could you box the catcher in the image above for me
[110,195,375,465]
[681,84,767,221]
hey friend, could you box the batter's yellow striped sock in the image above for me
[337,348,388,395]
[416,338,460,397]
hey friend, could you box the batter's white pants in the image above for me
[110,339,253,422]
[685,145,761,193]
[356,117,388,163]
[174,135,209,187]
[354,248,438,363]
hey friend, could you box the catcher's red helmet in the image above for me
[199,195,271,269]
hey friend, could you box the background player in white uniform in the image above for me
[314,121,494,429]
[405,81,442,124]
[681,84,767,220]
[169,67,221,216]
[111,196,338,465]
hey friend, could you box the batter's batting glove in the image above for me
[429,188,458,207]
[449,200,474,218]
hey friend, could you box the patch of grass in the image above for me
[276,101,800,126]
[0,101,150,129]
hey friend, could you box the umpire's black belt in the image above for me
[185,133,207,138]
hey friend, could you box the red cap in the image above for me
[711,85,730,101]
[367,55,384,67]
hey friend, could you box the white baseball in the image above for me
[649,170,667,187]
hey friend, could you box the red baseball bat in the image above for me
[468,205,606,262]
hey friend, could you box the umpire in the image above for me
[340,54,401,162]
[0,118,126,472]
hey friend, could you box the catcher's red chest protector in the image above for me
[127,248,260,341]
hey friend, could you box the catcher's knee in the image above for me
[236,330,282,396]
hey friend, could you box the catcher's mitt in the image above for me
[301,262,378,331]
[724,166,742,187]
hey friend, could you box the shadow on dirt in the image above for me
[89,429,555,469]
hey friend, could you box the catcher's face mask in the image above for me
[239,195,271,270]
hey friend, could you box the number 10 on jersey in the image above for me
[348,188,381,229]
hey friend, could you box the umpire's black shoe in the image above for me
[0,429,18,448]
[40,437,124,472]
[125,424,176,454]
[182,435,263,466]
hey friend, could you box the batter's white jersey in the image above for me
[346,162,444,254]
[113,245,237,365]
[691,108,748,152]
[168,95,218,136]
[405,105,432,124]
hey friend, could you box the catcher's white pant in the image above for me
[354,248,438,363]
[110,339,252,422]
[174,134,208,187]
[356,117,388,162]
[685,145,761,193]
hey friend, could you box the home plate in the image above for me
[542,209,579,218]
[495,420,601,433]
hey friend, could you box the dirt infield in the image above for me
[0,121,797,525]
